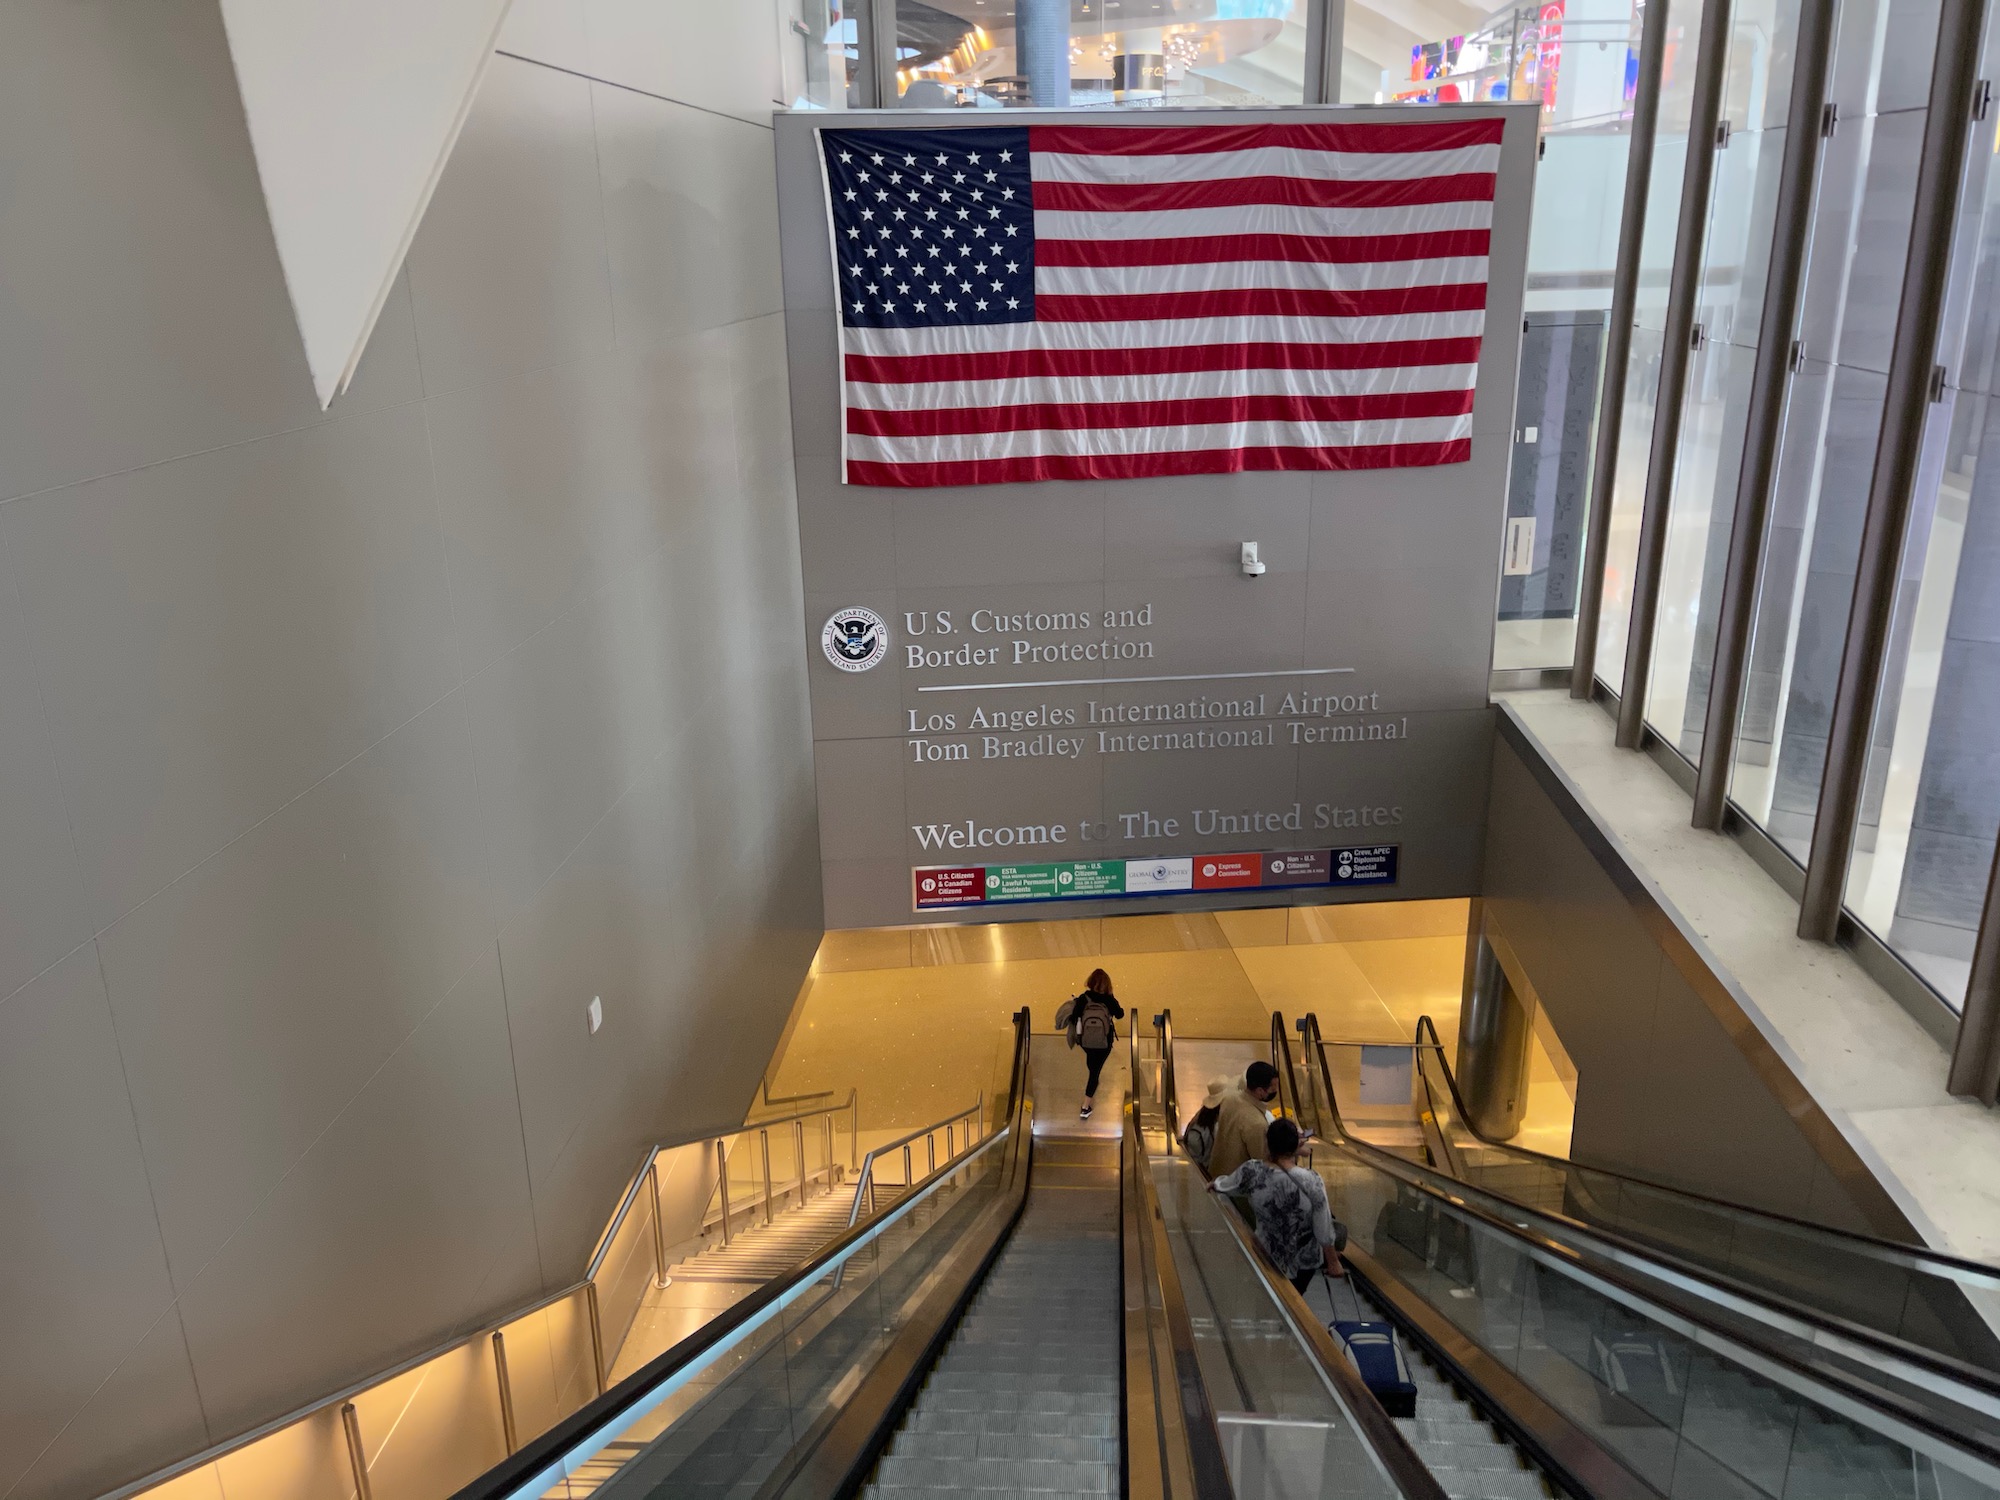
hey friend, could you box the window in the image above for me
[1840,13,2000,1007]
[1640,0,1799,757]
[1727,0,1940,861]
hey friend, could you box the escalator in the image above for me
[1285,1007,2000,1381]
[449,1004,2000,1500]
[1148,1010,2000,1500]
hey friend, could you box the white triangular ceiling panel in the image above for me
[220,0,515,408]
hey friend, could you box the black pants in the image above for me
[1291,1269,1319,1297]
[1082,1045,1112,1097]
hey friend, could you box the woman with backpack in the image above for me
[1210,1117,1346,1294]
[1054,969,1125,1119]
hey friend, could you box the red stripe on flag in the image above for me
[1034,230,1491,267]
[1028,120,1508,157]
[844,337,1484,385]
[847,388,1477,438]
[1032,173,1498,212]
[845,441,1474,487]
[1035,283,1488,324]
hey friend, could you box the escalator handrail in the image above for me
[452,1008,1037,1500]
[1124,1101,1237,1500]
[1154,1008,1181,1146]
[1298,1013,2000,1454]
[1145,1060,1450,1500]
[1406,1012,2000,1285]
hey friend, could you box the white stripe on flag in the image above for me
[1029,144,1503,184]
[846,364,1479,412]
[842,310,1486,357]
[1033,200,1493,241]
[847,415,1475,464]
[1033,257,1490,296]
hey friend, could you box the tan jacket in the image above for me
[1206,1089,1273,1179]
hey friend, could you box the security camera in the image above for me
[1240,541,1267,578]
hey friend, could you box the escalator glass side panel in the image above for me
[1150,1152,1422,1500]
[478,1128,1015,1500]
[1312,1024,2000,1384]
[1320,1149,2000,1500]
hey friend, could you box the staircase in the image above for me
[669,1191,868,1284]
[862,1138,1121,1498]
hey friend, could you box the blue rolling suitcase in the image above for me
[1324,1274,1419,1419]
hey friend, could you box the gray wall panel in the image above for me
[1483,730,1897,1231]
[0,15,820,1496]
[778,105,1538,928]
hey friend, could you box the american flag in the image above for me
[817,119,1500,489]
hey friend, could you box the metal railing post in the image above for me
[648,1157,669,1289]
[585,1281,607,1395]
[341,1401,374,1500]
[902,1142,912,1190]
[1573,0,1671,695]
[851,1091,860,1169]
[492,1330,519,1454]
[946,1123,955,1159]
[1616,0,1737,746]
[795,1118,807,1208]
[760,1129,774,1225]
[1691,0,1838,828]
[824,1112,835,1185]
[927,1132,936,1174]
[716,1138,733,1246]
[1799,0,1989,939]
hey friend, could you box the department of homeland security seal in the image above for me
[821,606,889,672]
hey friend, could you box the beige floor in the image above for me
[765,897,1575,1154]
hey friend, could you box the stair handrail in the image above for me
[452,1010,1038,1500]
[844,1094,986,1228]
[695,1088,862,1250]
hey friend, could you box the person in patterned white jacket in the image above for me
[1210,1117,1346,1294]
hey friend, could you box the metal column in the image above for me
[1798,0,1989,940]
[1950,839,2000,1104]
[1572,0,1673,695]
[1018,0,1071,106]
[1304,0,1346,103]
[1457,927,1532,1138]
[1690,0,1838,828]
[1615,0,1740,746]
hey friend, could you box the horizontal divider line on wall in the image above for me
[916,666,1356,692]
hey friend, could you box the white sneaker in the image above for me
[1080,1101,1094,1118]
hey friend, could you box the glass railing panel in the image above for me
[1392,1029,2000,1377]
[522,1131,1011,1497]
[1316,1149,2000,1500]
[1151,1153,1410,1500]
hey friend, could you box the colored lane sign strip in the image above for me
[912,845,1398,910]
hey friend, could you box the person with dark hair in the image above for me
[1207,1060,1283,1176]
[1211,1117,1346,1294]
[1054,968,1125,1119]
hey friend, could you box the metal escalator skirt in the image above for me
[492,1123,1014,1500]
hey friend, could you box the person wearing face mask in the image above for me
[1206,1061,1283,1178]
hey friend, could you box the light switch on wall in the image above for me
[587,996,604,1034]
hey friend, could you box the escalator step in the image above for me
[870,1453,1114,1492]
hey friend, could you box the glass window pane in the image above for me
[1496,0,1646,672]
[1641,0,1798,757]
[1727,0,1938,856]
[876,0,1310,108]
[1594,0,1709,694]
[783,0,853,108]
[1840,19,2000,1009]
